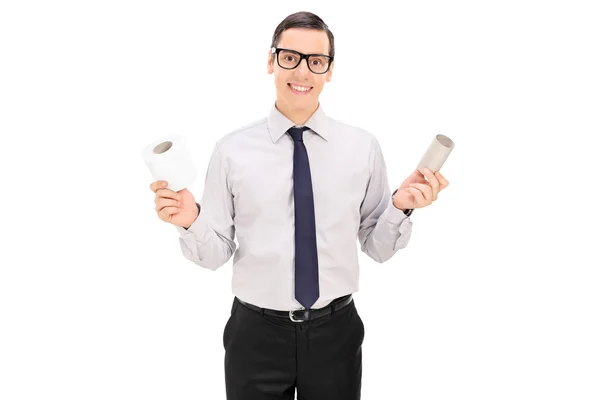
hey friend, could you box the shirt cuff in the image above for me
[175,203,209,241]
[383,196,410,225]
[385,197,413,250]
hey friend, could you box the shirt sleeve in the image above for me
[175,142,237,270]
[357,137,413,263]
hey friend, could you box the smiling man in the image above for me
[150,10,449,400]
[267,25,333,126]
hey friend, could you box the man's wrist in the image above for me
[392,189,413,216]
[183,203,201,230]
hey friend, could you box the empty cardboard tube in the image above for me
[417,134,455,174]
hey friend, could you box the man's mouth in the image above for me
[288,83,313,95]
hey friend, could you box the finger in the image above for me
[155,198,180,212]
[413,168,425,179]
[409,183,433,205]
[159,206,179,220]
[411,176,429,185]
[422,168,440,199]
[409,183,433,202]
[435,171,449,189]
[155,188,180,202]
[150,181,168,193]
[407,187,426,207]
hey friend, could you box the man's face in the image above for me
[267,28,334,112]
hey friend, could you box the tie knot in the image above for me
[288,126,310,142]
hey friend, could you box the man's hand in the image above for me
[149,180,199,228]
[392,168,449,211]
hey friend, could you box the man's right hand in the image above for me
[149,181,199,229]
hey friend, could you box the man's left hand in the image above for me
[392,168,449,211]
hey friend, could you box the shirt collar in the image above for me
[267,102,329,143]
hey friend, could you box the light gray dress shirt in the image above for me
[176,103,413,310]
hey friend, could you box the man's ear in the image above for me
[325,60,334,82]
[267,50,274,74]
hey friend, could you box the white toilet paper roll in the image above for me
[417,134,455,174]
[142,134,197,192]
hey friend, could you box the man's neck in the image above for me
[275,100,318,126]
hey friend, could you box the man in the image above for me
[149,11,449,400]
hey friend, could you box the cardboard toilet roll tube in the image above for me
[417,134,455,174]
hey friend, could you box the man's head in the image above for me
[267,11,335,117]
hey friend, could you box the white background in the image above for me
[1,0,599,399]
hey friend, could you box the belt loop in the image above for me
[260,308,265,317]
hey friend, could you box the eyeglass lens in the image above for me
[278,50,330,73]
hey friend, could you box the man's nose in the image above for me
[294,57,310,76]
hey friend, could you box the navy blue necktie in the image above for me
[287,126,320,309]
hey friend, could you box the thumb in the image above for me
[413,167,425,177]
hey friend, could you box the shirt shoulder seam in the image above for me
[218,118,267,144]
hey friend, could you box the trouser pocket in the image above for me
[223,298,239,349]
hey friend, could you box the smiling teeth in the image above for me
[291,85,310,92]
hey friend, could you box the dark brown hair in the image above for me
[270,11,335,58]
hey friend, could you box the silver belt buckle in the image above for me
[289,308,307,322]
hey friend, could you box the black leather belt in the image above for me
[236,294,353,322]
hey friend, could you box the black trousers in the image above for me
[222,295,365,400]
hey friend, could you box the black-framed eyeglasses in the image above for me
[271,47,333,74]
